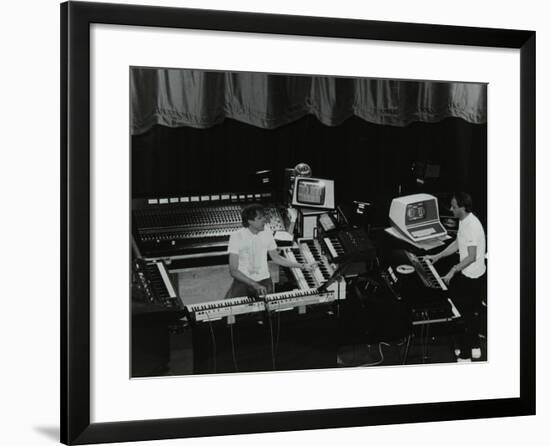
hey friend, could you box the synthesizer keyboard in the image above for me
[322,227,375,263]
[301,239,333,282]
[186,296,265,322]
[134,259,182,310]
[376,249,459,325]
[282,247,317,290]
[186,288,337,322]
[264,288,336,312]
[281,239,347,301]
[405,251,448,291]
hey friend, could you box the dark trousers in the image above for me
[452,273,486,358]
[224,278,274,299]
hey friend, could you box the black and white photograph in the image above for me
[130,67,488,377]
[51,1,540,445]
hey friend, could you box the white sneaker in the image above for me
[471,348,482,359]
[457,357,471,363]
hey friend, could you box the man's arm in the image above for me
[426,239,458,264]
[442,245,477,284]
[228,253,267,294]
[268,249,316,271]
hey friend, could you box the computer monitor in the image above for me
[389,193,447,241]
[291,177,335,210]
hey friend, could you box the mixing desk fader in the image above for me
[132,194,288,260]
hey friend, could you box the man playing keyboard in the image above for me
[426,192,486,362]
[225,204,316,299]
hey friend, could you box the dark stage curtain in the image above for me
[131,68,487,135]
[132,116,487,227]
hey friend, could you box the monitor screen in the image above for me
[405,199,438,225]
[296,179,325,205]
[292,177,335,209]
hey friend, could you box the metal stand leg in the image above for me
[423,322,431,363]
[402,335,412,365]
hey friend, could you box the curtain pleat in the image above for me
[131,68,486,135]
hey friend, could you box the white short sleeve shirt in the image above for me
[457,213,486,279]
[227,226,277,281]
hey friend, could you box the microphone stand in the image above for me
[317,259,354,369]
[317,259,353,318]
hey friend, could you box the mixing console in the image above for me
[132,198,287,260]
[134,205,242,230]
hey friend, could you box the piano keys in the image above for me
[281,240,346,297]
[282,247,317,290]
[264,288,336,312]
[186,296,265,323]
[405,251,448,291]
[186,287,340,323]
[134,259,183,311]
[321,227,375,263]
[301,239,333,281]
[377,249,459,324]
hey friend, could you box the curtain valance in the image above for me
[131,68,486,135]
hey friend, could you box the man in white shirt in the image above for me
[225,204,315,299]
[426,192,486,362]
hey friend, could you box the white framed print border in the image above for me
[61,1,536,444]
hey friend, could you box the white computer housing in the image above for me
[389,193,447,242]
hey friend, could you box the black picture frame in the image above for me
[61,1,536,444]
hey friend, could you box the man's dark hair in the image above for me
[241,204,265,227]
[453,192,473,213]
